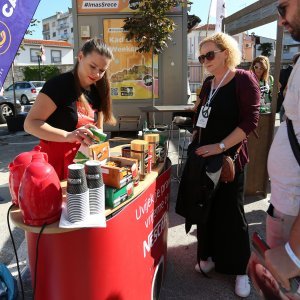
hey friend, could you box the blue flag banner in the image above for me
[0,0,41,89]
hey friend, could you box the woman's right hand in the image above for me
[66,125,96,146]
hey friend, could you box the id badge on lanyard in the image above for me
[195,69,230,129]
[196,105,211,128]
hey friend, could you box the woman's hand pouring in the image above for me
[66,124,98,145]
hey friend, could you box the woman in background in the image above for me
[24,38,116,180]
[250,55,273,112]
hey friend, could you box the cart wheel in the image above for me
[151,258,164,300]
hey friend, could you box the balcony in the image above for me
[60,34,69,40]
[58,23,69,30]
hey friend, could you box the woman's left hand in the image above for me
[195,143,223,157]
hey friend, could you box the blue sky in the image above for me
[27,0,277,40]
[26,0,72,39]
[190,0,277,39]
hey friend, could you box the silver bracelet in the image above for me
[285,242,300,269]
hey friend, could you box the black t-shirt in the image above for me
[40,72,100,131]
[197,78,239,156]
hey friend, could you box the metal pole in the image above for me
[206,0,213,38]
[201,0,213,85]
[152,51,155,128]
[38,55,41,81]
[11,61,17,114]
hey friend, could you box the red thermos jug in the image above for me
[8,146,47,206]
[18,153,62,226]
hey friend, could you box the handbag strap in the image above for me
[286,117,300,166]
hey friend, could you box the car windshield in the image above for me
[31,81,45,88]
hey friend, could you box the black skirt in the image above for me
[197,169,250,275]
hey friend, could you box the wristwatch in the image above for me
[218,142,226,152]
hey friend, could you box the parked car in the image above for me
[4,81,45,104]
[0,95,22,124]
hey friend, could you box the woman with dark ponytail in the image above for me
[24,38,116,180]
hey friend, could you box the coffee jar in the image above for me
[131,140,150,180]
[144,134,160,165]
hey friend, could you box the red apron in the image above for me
[39,103,96,180]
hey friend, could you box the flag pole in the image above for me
[206,0,214,38]
[201,0,214,85]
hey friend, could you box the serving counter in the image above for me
[10,154,172,300]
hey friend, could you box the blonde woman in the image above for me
[250,55,273,111]
[24,38,116,180]
[176,33,260,297]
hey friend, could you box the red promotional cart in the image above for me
[10,159,171,300]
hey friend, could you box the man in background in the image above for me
[277,52,300,121]
[265,0,300,291]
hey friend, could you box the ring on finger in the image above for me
[205,150,209,154]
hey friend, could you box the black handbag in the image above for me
[286,118,300,166]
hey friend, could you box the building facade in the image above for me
[15,39,74,66]
[42,8,74,45]
[282,29,300,61]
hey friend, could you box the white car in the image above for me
[4,81,45,104]
[0,95,22,124]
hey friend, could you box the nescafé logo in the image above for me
[0,21,11,55]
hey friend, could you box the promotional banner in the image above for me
[0,0,41,89]
[76,0,183,14]
[103,19,159,100]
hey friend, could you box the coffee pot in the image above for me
[18,153,62,226]
[8,146,47,206]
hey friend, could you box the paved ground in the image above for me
[0,123,269,299]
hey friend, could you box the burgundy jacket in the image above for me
[196,69,260,171]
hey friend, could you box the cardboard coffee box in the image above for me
[105,182,134,208]
[101,156,138,189]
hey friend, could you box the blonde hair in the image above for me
[250,55,270,82]
[199,32,241,70]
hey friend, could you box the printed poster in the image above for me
[103,19,158,100]
[76,0,183,14]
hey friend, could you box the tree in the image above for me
[123,0,191,54]
[18,19,40,53]
[257,42,273,57]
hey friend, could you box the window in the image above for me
[30,48,40,62]
[53,32,56,37]
[15,83,23,90]
[52,21,55,27]
[6,84,14,91]
[43,23,50,32]
[71,27,73,33]
[51,50,61,63]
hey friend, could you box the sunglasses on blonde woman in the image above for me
[254,65,264,71]
[198,50,223,64]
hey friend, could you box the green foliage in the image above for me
[257,43,273,57]
[22,66,60,81]
[123,0,191,54]
[18,19,40,54]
